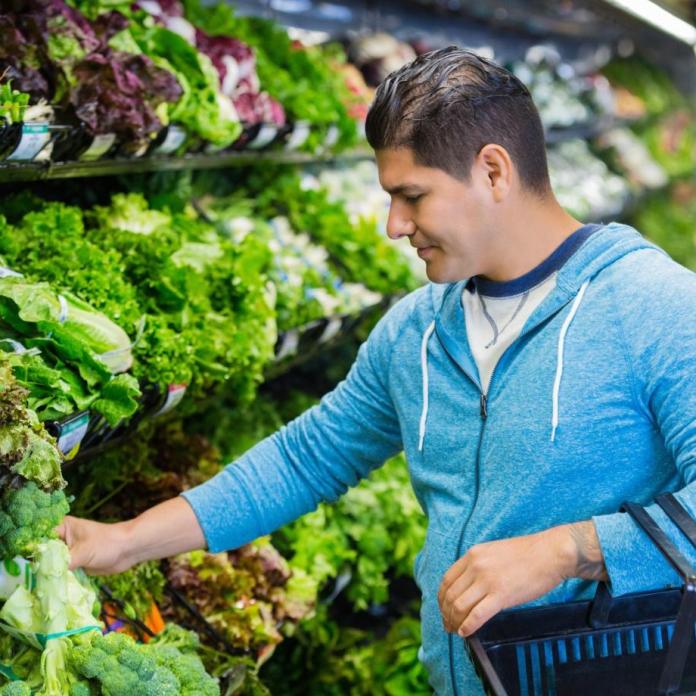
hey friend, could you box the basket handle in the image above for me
[589,497,696,696]
[589,496,696,627]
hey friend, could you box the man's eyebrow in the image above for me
[383,184,424,195]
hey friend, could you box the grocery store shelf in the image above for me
[0,116,641,183]
[0,147,375,183]
[54,299,398,466]
[267,296,399,378]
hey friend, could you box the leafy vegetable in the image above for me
[247,167,417,295]
[0,84,29,125]
[183,0,357,151]
[0,362,64,491]
[164,540,315,659]
[101,561,166,621]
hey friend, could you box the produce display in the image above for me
[0,0,694,693]
[0,360,221,695]
[0,0,364,163]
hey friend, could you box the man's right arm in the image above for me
[59,294,413,573]
[58,496,205,574]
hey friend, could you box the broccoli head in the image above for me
[0,681,31,696]
[151,646,220,696]
[70,632,180,696]
[0,482,69,559]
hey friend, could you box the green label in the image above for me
[3,559,20,577]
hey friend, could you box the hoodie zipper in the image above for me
[448,354,516,696]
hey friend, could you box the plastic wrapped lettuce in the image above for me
[0,277,141,425]
[0,278,133,375]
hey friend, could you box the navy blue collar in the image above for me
[466,224,601,298]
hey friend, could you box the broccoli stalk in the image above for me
[0,541,101,695]
[34,542,71,696]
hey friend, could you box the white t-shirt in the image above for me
[462,223,600,394]
[463,274,556,394]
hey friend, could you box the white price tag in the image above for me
[57,412,90,458]
[284,121,311,151]
[248,124,278,150]
[154,125,186,155]
[0,266,22,278]
[323,125,339,150]
[7,123,50,161]
[318,317,342,344]
[276,330,300,360]
[155,383,187,416]
[80,133,116,161]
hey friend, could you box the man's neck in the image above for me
[481,200,584,282]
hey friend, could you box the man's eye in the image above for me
[405,194,422,204]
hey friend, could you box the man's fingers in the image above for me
[442,582,486,633]
[456,595,502,637]
[438,556,469,606]
[439,567,474,613]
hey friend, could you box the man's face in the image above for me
[376,147,495,283]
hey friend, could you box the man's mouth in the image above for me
[417,246,436,259]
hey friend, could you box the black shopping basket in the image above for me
[467,493,696,696]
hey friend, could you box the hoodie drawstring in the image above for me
[418,320,436,452]
[551,280,590,442]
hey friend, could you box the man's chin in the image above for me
[424,263,467,284]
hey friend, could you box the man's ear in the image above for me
[474,144,514,202]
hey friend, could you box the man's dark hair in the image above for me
[366,46,551,196]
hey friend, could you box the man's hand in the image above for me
[57,516,134,575]
[57,497,206,576]
[438,521,608,637]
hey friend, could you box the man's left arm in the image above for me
[440,254,696,637]
[438,518,606,636]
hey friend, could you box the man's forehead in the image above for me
[376,148,428,191]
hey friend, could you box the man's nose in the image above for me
[386,201,416,240]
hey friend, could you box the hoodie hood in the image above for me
[430,222,662,318]
[416,222,662,452]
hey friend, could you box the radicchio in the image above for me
[194,29,285,126]
[71,49,182,140]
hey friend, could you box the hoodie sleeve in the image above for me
[180,295,410,553]
[592,250,696,595]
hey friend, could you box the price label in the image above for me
[248,124,278,150]
[284,121,311,151]
[57,411,90,458]
[154,125,187,155]
[155,383,187,417]
[0,267,22,279]
[275,330,300,361]
[318,317,342,344]
[323,125,339,150]
[80,133,116,161]
[7,123,50,161]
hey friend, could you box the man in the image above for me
[59,47,696,694]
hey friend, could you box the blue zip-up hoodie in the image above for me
[183,222,696,694]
